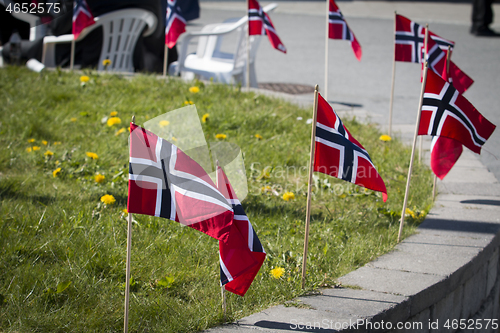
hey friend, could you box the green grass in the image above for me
[0,67,433,333]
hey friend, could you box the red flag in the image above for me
[165,0,186,48]
[72,0,94,39]
[425,36,474,94]
[447,61,474,94]
[314,94,387,201]
[127,124,234,242]
[248,0,286,53]
[328,0,362,61]
[217,166,266,296]
[430,136,463,180]
[420,70,496,154]
[395,14,454,64]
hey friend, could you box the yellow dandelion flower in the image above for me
[405,208,417,219]
[122,208,128,214]
[107,117,122,127]
[201,113,209,123]
[189,86,200,93]
[86,152,99,160]
[171,136,177,142]
[44,150,54,156]
[26,147,32,153]
[95,174,105,183]
[183,100,194,106]
[41,140,48,145]
[261,185,272,192]
[102,59,111,66]
[215,133,227,140]
[128,127,131,133]
[270,267,285,279]
[159,120,170,127]
[55,160,60,165]
[54,141,61,145]
[28,138,35,143]
[379,134,392,142]
[115,128,126,136]
[53,167,61,178]
[70,117,77,122]
[80,75,90,83]
[32,146,40,151]
[282,192,295,201]
[255,134,263,140]
[101,194,116,205]
[110,111,118,117]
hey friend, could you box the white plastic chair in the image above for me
[171,3,277,88]
[41,8,157,72]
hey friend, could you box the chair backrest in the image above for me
[232,23,261,74]
[87,8,157,73]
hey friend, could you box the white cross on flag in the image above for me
[248,0,286,53]
[127,124,234,242]
[328,0,362,61]
[72,0,94,39]
[217,166,266,296]
[420,70,496,155]
[165,0,186,48]
[314,94,387,201]
[395,14,454,64]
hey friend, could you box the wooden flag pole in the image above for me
[215,160,227,321]
[301,85,319,289]
[221,286,227,321]
[388,11,397,137]
[123,115,135,333]
[163,44,169,77]
[398,58,429,243]
[324,0,329,100]
[246,0,250,89]
[398,26,429,243]
[432,46,452,200]
[432,173,438,199]
[70,39,75,70]
[418,24,430,164]
[398,62,429,242]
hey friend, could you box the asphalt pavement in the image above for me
[188,0,500,181]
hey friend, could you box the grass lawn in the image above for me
[0,67,433,333]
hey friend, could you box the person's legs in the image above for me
[471,0,495,35]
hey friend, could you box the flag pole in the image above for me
[418,24,430,164]
[432,46,452,200]
[221,285,227,321]
[246,0,250,89]
[397,27,429,243]
[215,160,227,321]
[123,115,135,333]
[163,44,169,77]
[70,39,75,70]
[388,11,397,137]
[301,84,319,289]
[324,0,329,100]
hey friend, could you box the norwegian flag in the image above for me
[314,94,388,201]
[127,124,234,242]
[446,61,474,95]
[248,0,286,53]
[430,136,463,180]
[420,70,496,154]
[165,0,186,48]
[72,0,94,39]
[217,166,266,296]
[395,14,454,64]
[328,0,362,61]
[425,36,474,94]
